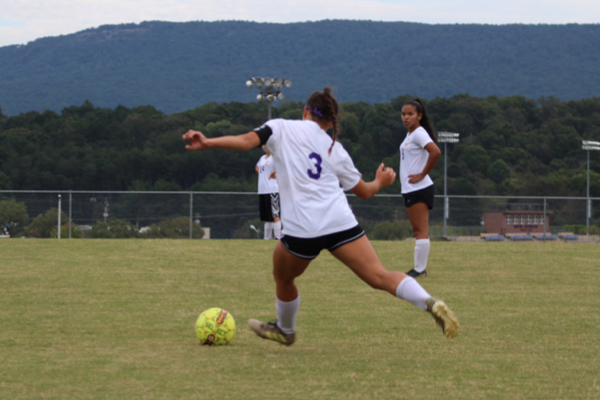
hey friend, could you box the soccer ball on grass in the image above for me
[195,307,236,345]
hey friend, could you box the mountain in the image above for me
[0,20,599,115]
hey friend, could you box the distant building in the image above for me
[483,203,553,235]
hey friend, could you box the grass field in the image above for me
[1,239,599,399]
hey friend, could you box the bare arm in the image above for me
[351,163,397,200]
[183,130,261,152]
[408,142,441,184]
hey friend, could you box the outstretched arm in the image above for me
[351,163,397,200]
[183,130,261,152]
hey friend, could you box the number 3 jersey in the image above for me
[259,119,361,238]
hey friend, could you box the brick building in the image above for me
[483,204,552,235]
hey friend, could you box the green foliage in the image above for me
[232,218,264,239]
[0,199,29,236]
[1,21,599,116]
[139,218,204,239]
[563,225,600,235]
[91,219,139,238]
[370,220,413,240]
[0,92,599,201]
[27,208,69,238]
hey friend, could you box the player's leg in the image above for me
[270,193,282,239]
[249,241,311,345]
[331,235,459,338]
[406,202,430,277]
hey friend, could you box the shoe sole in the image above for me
[432,301,460,339]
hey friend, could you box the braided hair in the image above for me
[305,87,339,153]
[404,98,437,144]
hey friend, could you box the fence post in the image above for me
[543,197,547,243]
[68,191,72,239]
[189,192,193,239]
[57,194,62,239]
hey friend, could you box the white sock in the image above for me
[395,276,430,311]
[263,222,273,240]
[276,296,300,334]
[273,221,282,239]
[414,238,430,273]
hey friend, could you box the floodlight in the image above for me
[277,92,285,101]
[246,80,253,88]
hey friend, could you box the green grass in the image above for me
[1,239,599,399]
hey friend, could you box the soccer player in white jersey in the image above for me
[183,88,458,345]
[255,146,281,239]
[399,99,441,278]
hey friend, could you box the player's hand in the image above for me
[269,170,277,180]
[183,130,209,151]
[375,163,396,188]
[408,173,424,184]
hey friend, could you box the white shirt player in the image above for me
[256,154,279,194]
[399,126,434,194]
[263,119,362,238]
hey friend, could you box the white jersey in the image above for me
[263,119,362,238]
[399,126,434,194]
[256,154,279,194]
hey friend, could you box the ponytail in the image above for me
[306,87,339,153]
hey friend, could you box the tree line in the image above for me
[1,94,599,198]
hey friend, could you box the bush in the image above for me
[27,208,68,238]
[370,220,412,240]
[563,224,599,235]
[0,199,29,237]
[91,219,139,238]
[139,218,204,239]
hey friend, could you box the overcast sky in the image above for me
[1,0,598,47]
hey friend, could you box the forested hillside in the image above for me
[0,21,599,115]
[1,94,599,197]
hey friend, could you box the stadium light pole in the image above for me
[582,140,600,235]
[246,77,292,120]
[437,132,460,237]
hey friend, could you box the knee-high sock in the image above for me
[395,276,430,311]
[263,222,273,240]
[276,296,300,334]
[414,238,430,273]
[273,221,282,239]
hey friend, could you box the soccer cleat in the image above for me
[406,268,427,278]
[248,319,296,346]
[426,298,459,339]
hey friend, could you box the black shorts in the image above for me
[280,225,365,260]
[404,184,434,210]
[259,193,280,221]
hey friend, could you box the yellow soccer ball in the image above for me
[195,307,236,345]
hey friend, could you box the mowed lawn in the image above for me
[1,239,599,400]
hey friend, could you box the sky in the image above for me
[1,0,599,47]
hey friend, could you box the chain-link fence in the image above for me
[0,190,598,241]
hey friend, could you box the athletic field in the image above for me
[2,240,598,399]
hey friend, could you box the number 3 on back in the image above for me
[307,152,322,180]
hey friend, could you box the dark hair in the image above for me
[404,98,436,143]
[306,87,339,153]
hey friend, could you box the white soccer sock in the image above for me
[276,296,300,334]
[263,222,273,240]
[395,276,430,311]
[414,238,430,273]
[273,221,282,239]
